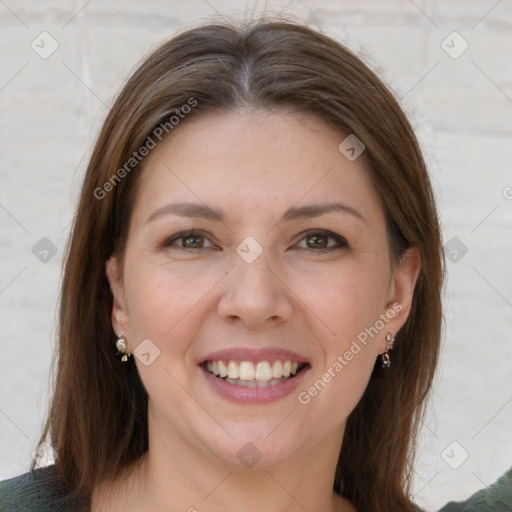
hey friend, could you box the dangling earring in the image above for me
[381,333,395,368]
[116,333,132,362]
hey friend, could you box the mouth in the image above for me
[200,359,310,388]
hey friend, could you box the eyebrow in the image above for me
[145,201,366,225]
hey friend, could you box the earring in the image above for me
[116,333,132,362]
[381,333,395,368]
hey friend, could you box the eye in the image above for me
[162,229,348,253]
[295,229,348,253]
[162,230,215,250]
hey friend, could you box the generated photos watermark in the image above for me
[297,302,402,405]
[94,97,197,200]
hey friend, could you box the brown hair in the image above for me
[32,17,444,512]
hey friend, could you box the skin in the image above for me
[95,108,420,512]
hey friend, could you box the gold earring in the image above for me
[116,333,132,362]
[381,333,395,368]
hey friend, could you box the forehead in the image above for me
[132,109,381,222]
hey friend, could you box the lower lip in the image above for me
[199,364,310,404]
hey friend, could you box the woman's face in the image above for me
[107,109,419,469]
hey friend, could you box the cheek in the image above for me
[300,352,375,431]
[309,257,390,339]
[123,264,201,399]
[297,273,383,425]
[124,256,217,339]
[303,255,389,400]
[127,274,173,337]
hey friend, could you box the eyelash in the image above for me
[162,229,348,254]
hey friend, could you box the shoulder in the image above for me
[0,465,85,512]
[414,467,512,512]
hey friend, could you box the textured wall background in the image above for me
[0,1,511,510]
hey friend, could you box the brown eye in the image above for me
[297,230,348,253]
[163,230,214,250]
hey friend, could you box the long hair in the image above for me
[32,17,444,512]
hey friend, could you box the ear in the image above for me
[105,255,131,338]
[380,247,421,352]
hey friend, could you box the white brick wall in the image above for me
[1,1,511,510]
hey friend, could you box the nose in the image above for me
[217,249,294,330]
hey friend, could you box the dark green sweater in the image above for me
[0,464,511,511]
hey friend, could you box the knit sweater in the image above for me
[1,464,511,511]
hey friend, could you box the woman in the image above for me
[0,18,510,512]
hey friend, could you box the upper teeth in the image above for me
[205,360,302,381]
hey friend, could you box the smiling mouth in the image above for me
[200,360,310,388]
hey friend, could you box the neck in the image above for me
[91,410,356,512]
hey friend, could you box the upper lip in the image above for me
[198,347,310,365]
